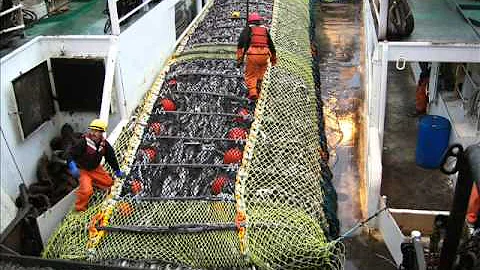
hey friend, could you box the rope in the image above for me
[0,127,25,184]
[335,207,388,242]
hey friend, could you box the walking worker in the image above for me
[467,182,480,228]
[67,119,124,211]
[236,12,277,100]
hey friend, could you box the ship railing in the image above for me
[107,0,204,35]
[0,4,24,35]
[368,0,389,40]
[106,0,154,35]
[453,64,480,131]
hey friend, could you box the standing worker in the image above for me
[236,12,277,100]
[67,119,124,211]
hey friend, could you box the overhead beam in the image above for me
[378,42,480,63]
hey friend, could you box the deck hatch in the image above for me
[12,61,55,139]
[50,58,105,112]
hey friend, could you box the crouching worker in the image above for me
[67,119,124,211]
[236,12,277,100]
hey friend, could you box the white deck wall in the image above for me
[117,0,182,116]
[0,0,207,234]
[363,0,480,264]
[0,37,114,232]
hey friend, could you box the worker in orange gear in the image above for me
[467,182,480,228]
[236,12,277,100]
[67,119,124,211]
[409,63,430,117]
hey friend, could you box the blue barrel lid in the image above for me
[419,115,451,130]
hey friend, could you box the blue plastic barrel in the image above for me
[416,115,451,169]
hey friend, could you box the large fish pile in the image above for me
[126,59,252,199]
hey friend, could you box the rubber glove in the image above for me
[115,170,125,178]
[68,161,80,179]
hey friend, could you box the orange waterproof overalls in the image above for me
[75,136,114,211]
[416,76,428,114]
[467,182,480,225]
[238,25,274,100]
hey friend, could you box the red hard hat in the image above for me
[161,98,176,111]
[248,12,262,23]
[224,148,243,164]
[211,176,228,195]
[227,127,247,140]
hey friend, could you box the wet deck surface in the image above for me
[0,0,106,57]
[314,2,396,269]
[407,0,480,42]
[381,65,454,210]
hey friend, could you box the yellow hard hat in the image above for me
[231,11,240,19]
[88,119,107,132]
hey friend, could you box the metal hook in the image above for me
[396,56,406,70]
[60,41,66,56]
[440,144,464,175]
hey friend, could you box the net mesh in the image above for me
[43,0,344,268]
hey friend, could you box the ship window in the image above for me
[12,61,55,139]
[50,58,105,112]
[175,1,192,38]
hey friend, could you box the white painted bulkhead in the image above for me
[0,36,116,232]
[1,0,206,236]
[363,0,480,265]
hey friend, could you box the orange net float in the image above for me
[143,148,157,162]
[131,179,142,195]
[223,148,243,164]
[117,202,134,216]
[160,98,176,111]
[211,176,229,195]
[227,127,247,140]
[149,122,162,135]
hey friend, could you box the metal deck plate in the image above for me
[406,0,480,43]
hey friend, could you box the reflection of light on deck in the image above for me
[339,116,355,145]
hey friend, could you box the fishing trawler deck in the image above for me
[406,0,480,43]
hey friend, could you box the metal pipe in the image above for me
[411,231,426,270]
[172,90,248,101]
[0,4,23,17]
[428,62,440,103]
[196,0,202,15]
[99,42,119,123]
[143,135,245,143]
[132,163,237,169]
[97,223,240,233]
[378,0,388,40]
[138,196,235,202]
[118,0,154,24]
[439,144,480,269]
[378,41,389,147]
[172,71,242,78]
[0,25,25,35]
[107,0,121,35]
[114,61,128,119]
[152,109,246,118]
[379,42,480,63]
[246,0,249,27]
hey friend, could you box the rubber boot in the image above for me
[257,79,263,95]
